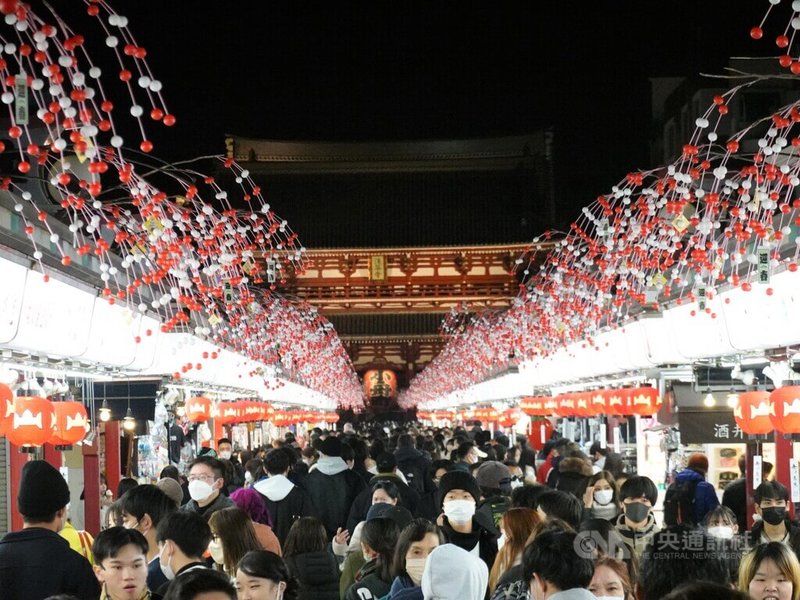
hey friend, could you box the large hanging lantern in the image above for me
[186,396,212,422]
[0,383,13,437]
[734,391,773,435]
[7,396,54,450]
[770,386,800,434]
[628,387,662,416]
[50,401,89,449]
[363,369,398,399]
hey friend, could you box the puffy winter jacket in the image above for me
[674,468,720,525]
[285,550,340,600]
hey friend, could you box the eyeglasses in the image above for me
[187,474,216,483]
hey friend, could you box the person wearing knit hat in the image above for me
[436,470,499,570]
[0,460,100,599]
[665,452,719,527]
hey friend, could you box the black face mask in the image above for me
[761,506,786,526]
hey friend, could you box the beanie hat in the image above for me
[687,453,709,474]
[376,452,397,473]
[318,435,343,457]
[366,503,413,530]
[437,470,481,507]
[18,460,71,518]
[476,461,512,491]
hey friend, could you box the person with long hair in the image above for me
[230,488,281,556]
[345,517,400,600]
[387,519,444,600]
[334,480,400,559]
[235,551,298,600]
[739,542,800,600]
[583,471,621,522]
[208,507,263,579]
[588,556,634,600]
[488,508,541,592]
[282,518,339,600]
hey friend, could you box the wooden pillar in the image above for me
[8,446,30,532]
[104,421,121,498]
[776,434,795,519]
[82,431,101,536]
[43,444,62,470]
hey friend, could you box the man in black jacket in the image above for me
[395,433,434,496]
[254,447,317,544]
[0,460,100,600]
[303,435,366,538]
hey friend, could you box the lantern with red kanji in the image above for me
[734,391,773,435]
[7,396,54,450]
[0,383,13,437]
[627,387,662,416]
[186,396,212,422]
[770,386,800,434]
[49,401,89,449]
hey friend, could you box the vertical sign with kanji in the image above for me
[791,460,800,503]
[15,74,28,125]
[753,455,762,490]
[757,247,770,284]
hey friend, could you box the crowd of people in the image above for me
[1,422,799,600]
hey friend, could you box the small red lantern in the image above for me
[770,386,800,434]
[530,418,554,451]
[0,383,13,437]
[543,397,559,416]
[628,387,662,416]
[325,412,340,424]
[556,394,577,417]
[498,408,518,428]
[574,391,593,417]
[520,397,549,416]
[734,391,773,435]
[589,391,607,417]
[186,396,212,422]
[50,401,89,448]
[216,403,239,425]
[272,410,288,427]
[7,396,54,450]
[604,389,630,416]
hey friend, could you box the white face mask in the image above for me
[188,480,215,503]
[208,539,224,565]
[595,596,625,600]
[219,451,232,460]
[510,477,524,489]
[595,456,606,470]
[405,557,427,585]
[497,532,507,550]
[159,544,175,581]
[443,499,476,524]
[594,489,614,506]
[707,525,734,540]
[245,471,254,484]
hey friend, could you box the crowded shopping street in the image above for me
[4,2,800,600]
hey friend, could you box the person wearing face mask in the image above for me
[587,557,633,600]
[750,481,800,557]
[208,508,263,579]
[504,462,526,490]
[345,517,401,600]
[582,472,621,522]
[337,480,402,559]
[218,438,246,491]
[613,476,660,560]
[119,484,177,592]
[152,511,212,597]
[702,506,744,584]
[386,518,444,600]
[235,551,298,600]
[436,470,499,570]
[182,456,235,522]
[0,460,100,600]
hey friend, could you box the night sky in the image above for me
[57,1,775,232]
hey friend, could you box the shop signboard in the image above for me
[678,409,774,445]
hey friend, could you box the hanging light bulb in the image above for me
[99,399,111,422]
[703,390,716,407]
[726,390,739,409]
[122,407,136,431]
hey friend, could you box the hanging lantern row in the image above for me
[519,387,662,418]
[0,384,89,450]
[207,399,337,426]
[733,386,800,435]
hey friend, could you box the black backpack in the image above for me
[663,478,700,527]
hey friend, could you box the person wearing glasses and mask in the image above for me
[182,456,234,521]
[750,481,800,557]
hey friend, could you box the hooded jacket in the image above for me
[0,527,101,600]
[614,511,660,559]
[421,543,489,600]
[346,472,421,532]
[395,446,434,495]
[254,474,317,545]
[303,458,367,538]
[284,550,340,600]
[674,467,720,525]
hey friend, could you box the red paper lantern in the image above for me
[770,386,800,434]
[216,403,240,425]
[574,391,593,417]
[627,387,662,416]
[498,408,518,428]
[589,391,607,417]
[0,383,13,437]
[324,412,340,424]
[543,397,559,416]
[520,397,549,416]
[186,396,212,422]
[363,369,398,399]
[50,401,89,447]
[272,410,288,427]
[529,418,554,451]
[604,389,630,416]
[556,394,577,417]
[734,391,773,435]
[7,396,54,449]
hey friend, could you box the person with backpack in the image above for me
[395,433,434,497]
[663,453,719,527]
